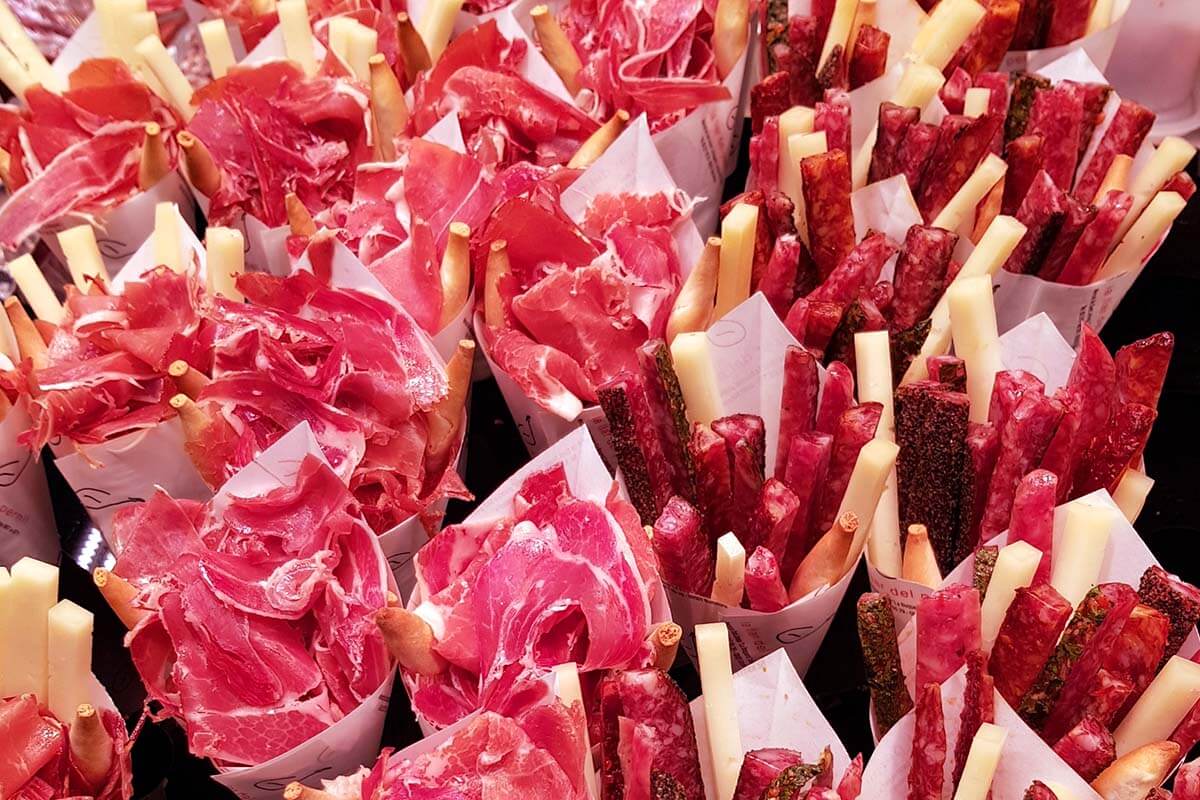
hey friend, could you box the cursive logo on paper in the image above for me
[774,608,837,645]
[252,744,338,791]
[707,318,747,348]
[76,487,143,511]
[517,414,537,449]
[0,450,32,487]
[95,236,133,261]
[386,551,413,572]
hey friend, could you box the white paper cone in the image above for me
[0,405,57,567]
[109,204,206,290]
[999,8,1128,74]
[690,649,853,800]
[52,418,211,542]
[866,313,1083,627]
[41,174,198,276]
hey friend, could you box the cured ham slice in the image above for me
[114,455,391,767]
[403,465,660,728]
[189,61,370,227]
[0,59,182,247]
[361,701,588,799]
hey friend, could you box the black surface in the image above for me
[47,143,1200,798]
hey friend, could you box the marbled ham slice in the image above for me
[408,467,658,728]
[369,703,588,799]
[115,455,391,768]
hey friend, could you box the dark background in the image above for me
[48,146,1200,797]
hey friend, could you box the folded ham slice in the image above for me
[113,454,392,768]
[403,464,660,728]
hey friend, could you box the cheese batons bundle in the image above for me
[0,557,125,797]
[884,320,1172,583]
[598,337,897,611]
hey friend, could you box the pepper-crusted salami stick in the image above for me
[856,595,910,743]
[952,650,996,787]
[1053,716,1115,780]
[1137,566,1200,668]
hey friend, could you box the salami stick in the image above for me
[909,683,946,800]
[917,584,982,687]
[531,5,583,95]
[857,593,913,735]
[745,546,791,611]
[568,109,630,169]
[989,583,1072,706]
[979,541,1041,653]
[652,498,713,594]
[852,61,945,188]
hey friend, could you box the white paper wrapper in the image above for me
[40,174,199,277]
[861,665,1102,798]
[690,649,853,800]
[475,115,700,458]
[203,424,398,800]
[405,425,674,734]
[109,204,206,291]
[664,293,860,677]
[51,12,104,78]
[865,313,1077,627]
[0,404,57,567]
[52,418,211,542]
[292,240,465,595]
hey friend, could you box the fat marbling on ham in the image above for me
[402,463,662,729]
[111,454,392,767]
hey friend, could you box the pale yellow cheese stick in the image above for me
[198,19,236,79]
[7,254,62,324]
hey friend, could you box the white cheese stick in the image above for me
[0,42,31,99]
[0,0,60,92]
[131,10,158,46]
[1112,469,1153,523]
[1086,0,1114,35]
[855,331,902,577]
[1049,500,1113,609]
[902,215,1026,384]
[1113,655,1200,756]
[135,35,194,119]
[1093,152,1132,203]
[7,254,62,324]
[154,202,185,274]
[963,87,991,118]
[57,225,107,291]
[0,568,13,696]
[205,226,245,302]
[931,154,1007,235]
[948,275,1003,423]
[713,202,759,321]
[251,0,275,14]
[347,20,378,82]
[777,106,815,231]
[840,438,901,572]
[980,540,1041,652]
[711,532,746,607]
[952,723,1008,800]
[47,599,93,724]
[1096,191,1186,281]
[787,131,828,244]
[198,19,236,78]
[4,557,58,700]
[1112,136,1197,243]
[0,302,18,362]
[552,663,599,799]
[327,16,356,70]
[671,332,724,426]
[818,0,860,72]
[911,0,986,70]
[278,0,318,76]
[419,0,464,63]
[696,623,743,800]
[853,62,945,188]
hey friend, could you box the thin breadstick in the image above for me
[712,0,749,79]
[176,131,221,196]
[567,109,630,170]
[651,622,683,670]
[70,704,114,789]
[483,239,510,329]
[666,236,720,342]
[438,222,470,329]
[424,339,473,468]
[530,5,583,95]
[4,296,48,367]
[900,524,942,588]
[396,13,432,84]
[285,192,316,237]
[369,54,408,162]
[168,359,209,399]
[283,784,334,800]
[92,568,148,630]
[789,511,859,600]
[376,606,447,675]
